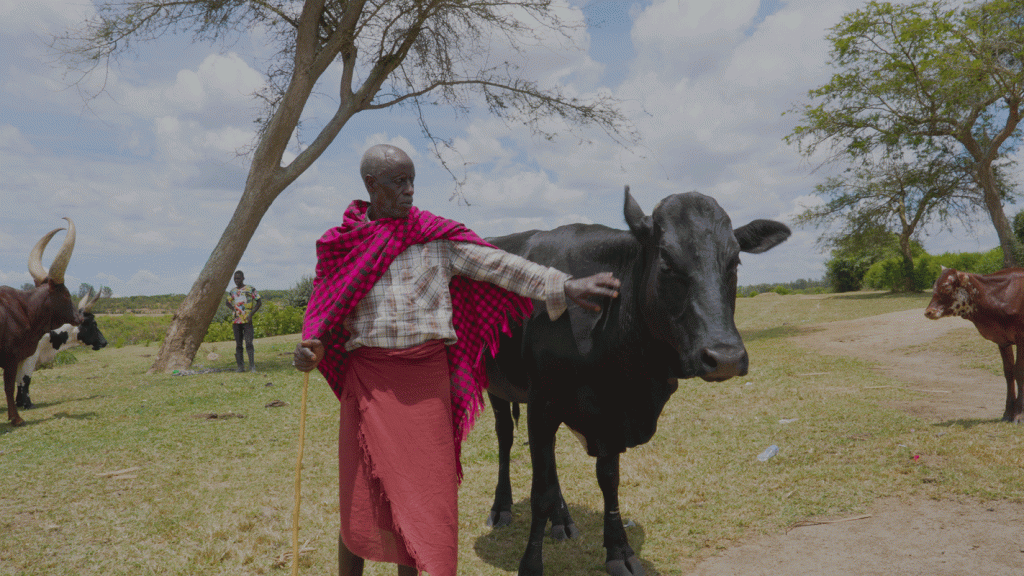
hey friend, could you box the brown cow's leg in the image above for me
[4,368,25,427]
[1014,344,1024,423]
[998,345,1016,422]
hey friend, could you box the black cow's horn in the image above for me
[48,217,76,285]
[78,288,100,312]
[28,226,66,285]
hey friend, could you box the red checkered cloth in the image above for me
[303,200,532,477]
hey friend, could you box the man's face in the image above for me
[366,156,415,220]
[234,272,245,288]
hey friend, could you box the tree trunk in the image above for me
[898,233,916,292]
[148,186,276,373]
[975,161,1021,269]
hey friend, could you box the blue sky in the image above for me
[0,0,1008,296]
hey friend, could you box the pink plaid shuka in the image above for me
[302,200,533,476]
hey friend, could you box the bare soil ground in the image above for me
[688,307,1024,576]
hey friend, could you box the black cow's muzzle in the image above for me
[698,345,748,382]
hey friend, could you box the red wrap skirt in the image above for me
[337,340,458,576]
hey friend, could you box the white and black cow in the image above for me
[485,188,790,576]
[15,290,107,409]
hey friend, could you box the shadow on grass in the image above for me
[179,350,297,376]
[741,325,805,343]
[473,499,662,575]
[934,417,1006,429]
[0,410,100,436]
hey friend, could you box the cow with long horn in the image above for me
[1,218,84,427]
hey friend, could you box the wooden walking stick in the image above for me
[291,370,311,576]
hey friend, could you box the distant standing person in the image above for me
[225,270,262,372]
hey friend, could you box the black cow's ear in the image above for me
[624,186,652,240]
[735,219,791,254]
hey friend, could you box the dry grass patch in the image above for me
[3,295,1023,575]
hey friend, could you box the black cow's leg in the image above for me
[597,454,644,576]
[487,393,515,528]
[999,345,1015,422]
[547,446,580,540]
[548,488,579,540]
[15,375,33,409]
[517,398,562,576]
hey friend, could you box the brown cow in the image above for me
[1,218,83,427]
[925,266,1024,423]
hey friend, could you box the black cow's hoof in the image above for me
[486,510,512,528]
[606,555,644,576]
[15,389,32,409]
[550,522,580,541]
[517,542,544,576]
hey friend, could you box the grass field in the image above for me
[2,292,1022,575]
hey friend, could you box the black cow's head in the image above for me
[624,188,789,381]
[76,312,108,350]
[27,217,84,330]
[75,290,108,350]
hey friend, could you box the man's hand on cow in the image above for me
[564,272,621,312]
[293,339,325,372]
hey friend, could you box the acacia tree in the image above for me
[787,0,1024,269]
[794,150,981,292]
[56,0,633,372]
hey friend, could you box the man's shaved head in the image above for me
[360,145,412,183]
[361,144,416,220]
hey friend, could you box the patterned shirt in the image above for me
[226,285,261,324]
[344,240,570,351]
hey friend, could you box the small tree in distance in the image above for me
[794,149,982,292]
[55,0,636,372]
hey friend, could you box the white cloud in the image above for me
[0,124,34,152]
[0,0,1005,296]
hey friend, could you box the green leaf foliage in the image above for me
[204,302,305,343]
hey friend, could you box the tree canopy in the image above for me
[787,0,1024,268]
[57,0,635,372]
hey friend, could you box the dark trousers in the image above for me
[233,322,254,369]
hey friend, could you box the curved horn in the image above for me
[28,226,66,285]
[78,289,94,312]
[47,217,76,285]
[82,288,102,312]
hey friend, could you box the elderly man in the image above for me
[294,144,619,576]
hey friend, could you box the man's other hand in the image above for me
[293,339,325,372]
[564,272,621,312]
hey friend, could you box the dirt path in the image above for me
[687,308,1024,576]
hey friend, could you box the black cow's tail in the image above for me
[512,402,520,428]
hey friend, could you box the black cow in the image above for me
[15,289,108,409]
[485,188,790,576]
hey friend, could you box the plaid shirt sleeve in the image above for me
[448,241,570,320]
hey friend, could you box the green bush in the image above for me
[825,257,872,292]
[933,247,1005,275]
[862,254,939,292]
[204,303,305,342]
[204,321,234,343]
[49,349,79,367]
[287,274,316,308]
